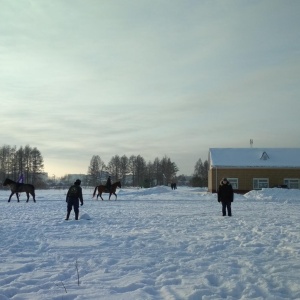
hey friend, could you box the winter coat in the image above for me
[218,182,234,203]
[66,184,83,205]
[106,177,112,188]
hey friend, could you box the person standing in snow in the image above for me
[65,179,83,220]
[217,178,234,216]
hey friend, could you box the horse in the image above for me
[92,181,121,201]
[3,178,36,202]
[171,182,177,190]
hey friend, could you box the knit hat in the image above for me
[74,179,81,185]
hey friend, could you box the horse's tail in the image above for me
[92,186,98,198]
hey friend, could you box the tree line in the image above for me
[86,154,179,187]
[87,154,209,188]
[0,145,44,186]
[0,144,209,188]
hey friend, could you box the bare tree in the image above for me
[153,157,161,185]
[135,155,146,187]
[108,155,121,180]
[31,147,44,185]
[0,144,45,186]
[160,155,178,184]
[145,161,155,187]
[128,155,137,186]
[119,155,129,185]
[88,155,105,186]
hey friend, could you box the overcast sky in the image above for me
[0,0,299,178]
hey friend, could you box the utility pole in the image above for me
[250,139,253,148]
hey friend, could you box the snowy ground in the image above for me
[1,186,300,300]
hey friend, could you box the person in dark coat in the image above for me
[218,178,234,216]
[105,175,112,192]
[65,179,83,220]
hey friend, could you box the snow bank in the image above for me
[0,187,299,299]
[244,188,300,202]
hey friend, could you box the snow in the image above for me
[1,186,300,300]
[209,148,300,167]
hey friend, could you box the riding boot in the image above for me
[65,211,71,220]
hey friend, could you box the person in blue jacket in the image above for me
[17,173,24,183]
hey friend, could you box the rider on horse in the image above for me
[105,176,112,192]
[17,173,24,183]
[17,173,24,196]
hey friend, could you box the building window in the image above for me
[284,178,300,189]
[253,178,269,189]
[227,178,238,190]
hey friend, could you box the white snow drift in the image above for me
[0,186,300,300]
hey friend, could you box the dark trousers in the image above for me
[222,202,232,216]
[66,198,79,220]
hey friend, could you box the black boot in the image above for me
[75,212,79,220]
[65,211,71,220]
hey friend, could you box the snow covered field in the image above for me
[1,186,300,300]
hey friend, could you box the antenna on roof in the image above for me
[250,139,253,148]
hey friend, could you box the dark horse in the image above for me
[3,178,36,202]
[93,181,121,201]
[171,183,177,190]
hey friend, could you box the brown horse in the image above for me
[3,178,36,202]
[93,181,121,200]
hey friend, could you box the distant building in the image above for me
[208,148,300,193]
[65,174,87,185]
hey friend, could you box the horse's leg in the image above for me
[114,192,117,201]
[32,191,36,202]
[26,192,30,202]
[8,192,14,202]
[99,192,104,201]
[108,192,112,200]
